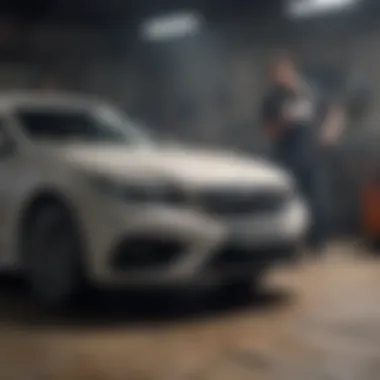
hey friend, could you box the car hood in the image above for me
[45,144,291,189]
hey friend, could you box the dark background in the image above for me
[0,0,378,233]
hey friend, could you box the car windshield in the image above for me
[16,106,153,146]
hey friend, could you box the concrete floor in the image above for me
[0,242,380,380]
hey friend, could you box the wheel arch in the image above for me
[17,188,86,266]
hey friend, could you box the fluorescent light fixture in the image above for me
[140,11,201,42]
[287,0,359,18]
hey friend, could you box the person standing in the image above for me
[260,54,345,254]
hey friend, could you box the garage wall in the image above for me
[0,17,376,139]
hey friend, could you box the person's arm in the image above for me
[319,102,346,146]
[263,118,285,141]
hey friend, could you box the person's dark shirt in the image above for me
[261,82,322,171]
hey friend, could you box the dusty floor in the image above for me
[1,242,380,380]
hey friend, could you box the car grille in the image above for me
[198,187,290,216]
[208,243,295,270]
[111,236,183,270]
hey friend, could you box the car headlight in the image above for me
[88,175,185,204]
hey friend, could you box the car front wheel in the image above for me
[22,201,85,310]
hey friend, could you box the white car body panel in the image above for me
[0,92,309,288]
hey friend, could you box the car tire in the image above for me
[21,201,86,310]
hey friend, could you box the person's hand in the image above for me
[320,105,345,147]
[320,126,338,146]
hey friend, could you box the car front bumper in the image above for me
[80,196,309,289]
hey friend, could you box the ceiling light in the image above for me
[287,0,359,18]
[140,11,202,42]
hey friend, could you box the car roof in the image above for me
[0,91,104,113]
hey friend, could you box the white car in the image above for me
[0,92,309,307]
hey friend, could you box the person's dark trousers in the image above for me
[294,161,331,252]
[274,152,331,254]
